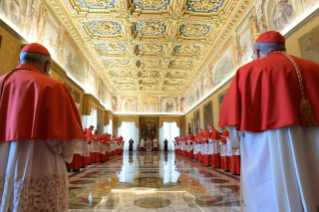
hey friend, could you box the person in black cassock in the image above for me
[129,138,134,151]
[164,138,168,151]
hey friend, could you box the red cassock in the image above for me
[198,132,204,163]
[182,138,187,156]
[202,130,212,166]
[188,134,195,159]
[193,135,199,161]
[110,138,116,156]
[0,63,83,211]
[176,138,180,155]
[115,137,120,155]
[99,134,107,162]
[66,135,83,171]
[118,137,123,155]
[81,135,90,167]
[86,129,93,164]
[105,138,111,160]
[210,129,221,168]
[230,153,241,175]
[220,130,230,171]
[91,134,101,163]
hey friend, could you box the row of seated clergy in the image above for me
[173,125,240,175]
[66,125,125,171]
[139,138,159,151]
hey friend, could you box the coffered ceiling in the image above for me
[49,0,253,96]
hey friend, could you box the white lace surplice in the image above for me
[228,125,319,212]
[81,140,90,157]
[92,141,100,153]
[0,139,79,212]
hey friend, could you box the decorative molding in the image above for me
[284,6,319,39]
[82,93,101,115]
[51,61,67,80]
[65,75,85,92]
[0,19,28,44]
[159,116,181,128]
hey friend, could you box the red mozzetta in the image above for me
[219,54,319,132]
[0,64,83,142]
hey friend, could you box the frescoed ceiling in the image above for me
[48,0,253,96]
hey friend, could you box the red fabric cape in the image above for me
[86,129,93,139]
[0,64,83,142]
[82,134,87,141]
[211,129,221,140]
[220,130,229,144]
[219,54,319,132]
[204,130,211,139]
[99,134,107,144]
[93,134,99,142]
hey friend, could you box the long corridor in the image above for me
[68,152,240,212]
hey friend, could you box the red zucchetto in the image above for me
[256,31,285,43]
[21,43,51,56]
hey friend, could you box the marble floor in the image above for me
[68,152,241,212]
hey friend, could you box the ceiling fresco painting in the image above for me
[0,0,318,114]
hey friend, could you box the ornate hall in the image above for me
[1,0,319,211]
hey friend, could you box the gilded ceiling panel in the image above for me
[132,0,170,10]
[169,60,193,68]
[137,44,164,54]
[48,0,254,97]
[134,22,167,37]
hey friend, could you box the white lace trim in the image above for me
[0,173,68,212]
[45,139,79,163]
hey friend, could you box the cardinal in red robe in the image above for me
[81,128,90,168]
[86,125,94,164]
[0,43,83,211]
[220,127,230,171]
[197,129,204,163]
[202,128,212,166]
[99,133,107,162]
[208,124,221,168]
[219,31,319,212]
[91,129,101,163]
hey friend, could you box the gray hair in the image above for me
[253,42,286,55]
[20,52,51,64]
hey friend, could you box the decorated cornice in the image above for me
[51,61,67,80]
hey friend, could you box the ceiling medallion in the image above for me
[170,60,193,67]
[76,0,115,9]
[185,0,225,13]
[174,45,200,54]
[139,59,162,66]
[135,22,166,36]
[99,43,126,53]
[137,44,163,53]
[179,24,211,38]
[132,0,170,10]
[88,21,122,35]
[105,58,130,65]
